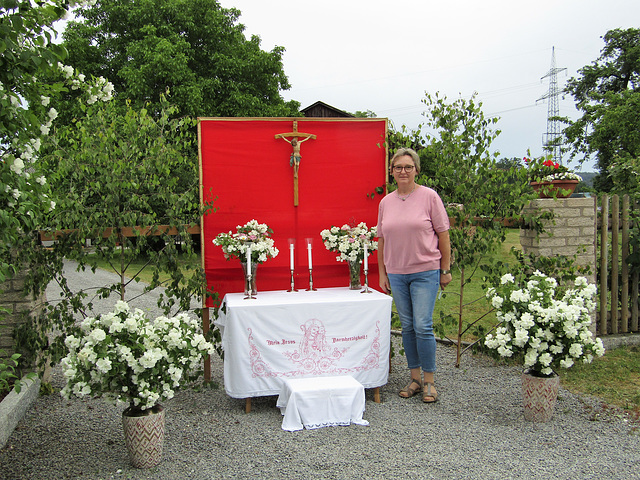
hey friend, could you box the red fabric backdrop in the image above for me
[199,118,388,307]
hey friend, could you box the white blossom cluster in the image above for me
[542,172,583,182]
[320,222,378,263]
[60,301,216,412]
[1,60,115,216]
[213,219,279,264]
[57,62,114,104]
[484,271,605,376]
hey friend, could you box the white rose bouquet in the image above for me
[484,271,605,377]
[213,219,279,264]
[320,222,378,263]
[61,301,216,414]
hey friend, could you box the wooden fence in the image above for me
[597,193,639,335]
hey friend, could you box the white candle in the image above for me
[289,244,294,270]
[364,243,368,271]
[246,245,251,277]
[307,243,312,269]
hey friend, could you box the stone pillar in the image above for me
[0,270,47,375]
[520,197,597,332]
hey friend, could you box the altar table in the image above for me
[215,287,392,401]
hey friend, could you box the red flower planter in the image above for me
[530,179,579,199]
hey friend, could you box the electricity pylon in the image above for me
[538,47,567,164]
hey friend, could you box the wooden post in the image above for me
[621,195,630,333]
[611,195,619,334]
[599,195,609,336]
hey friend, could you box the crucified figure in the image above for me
[275,120,317,207]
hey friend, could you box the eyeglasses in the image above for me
[392,165,415,173]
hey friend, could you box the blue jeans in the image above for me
[388,269,439,373]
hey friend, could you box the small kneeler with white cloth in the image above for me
[276,375,369,431]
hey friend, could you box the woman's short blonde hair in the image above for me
[390,148,420,174]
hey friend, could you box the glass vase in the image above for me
[240,261,258,296]
[347,260,362,290]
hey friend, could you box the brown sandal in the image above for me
[423,382,438,403]
[399,378,422,398]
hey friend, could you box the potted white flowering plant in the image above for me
[320,222,378,289]
[484,271,605,422]
[61,301,216,468]
[213,219,279,295]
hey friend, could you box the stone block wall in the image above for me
[0,270,46,362]
[520,197,597,332]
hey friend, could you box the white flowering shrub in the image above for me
[0,0,114,282]
[61,301,215,412]
[213,219,279,264]
[484,271,605,376]
[320,222,378,263]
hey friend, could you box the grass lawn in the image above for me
[558,344,640,417]
[85,252,201,286]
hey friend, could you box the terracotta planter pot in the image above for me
[521,371,559,422]
[122,405,165,469]
[530,179,579,199]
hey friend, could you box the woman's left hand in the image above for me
[440,272,452,289]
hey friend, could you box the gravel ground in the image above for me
[0,261,638,480]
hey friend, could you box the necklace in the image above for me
[396,184,417,201]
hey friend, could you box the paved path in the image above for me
[46,259,189,319]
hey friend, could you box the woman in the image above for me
[376,147,451,403]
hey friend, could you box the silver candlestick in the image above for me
[306,268,317,291]
[287,269,298,292]
[361,268,372,293]
[244,273,256,300]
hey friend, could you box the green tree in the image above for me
[57,0,300,119]
[0,0,111,381]
[27,95,212,369]
[414,93,544,365]
[563,28,640,191]
[1,0,70,281]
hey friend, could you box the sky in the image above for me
[218,0,640,172]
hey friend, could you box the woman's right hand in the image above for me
[379,272,391,294]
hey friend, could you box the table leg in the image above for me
[245,398,252,413]
[373,387,381,403]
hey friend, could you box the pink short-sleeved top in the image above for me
[376,185,450,274]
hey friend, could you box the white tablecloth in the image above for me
[276,376,369,431]
[215,287,392,398]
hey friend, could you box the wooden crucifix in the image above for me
[275,120,316,206]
